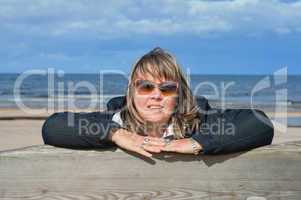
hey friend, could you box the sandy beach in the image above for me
[0,108,300,152]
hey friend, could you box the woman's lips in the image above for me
[147,105,164,110]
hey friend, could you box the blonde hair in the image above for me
[121,47,200,138]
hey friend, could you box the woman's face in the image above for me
[132,72,178,124]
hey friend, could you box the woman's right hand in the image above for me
[108,128,166,158]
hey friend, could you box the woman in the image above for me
[42,47,274,158]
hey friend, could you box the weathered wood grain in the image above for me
[1,141,301,200]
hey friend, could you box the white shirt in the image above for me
[112,111,174,139]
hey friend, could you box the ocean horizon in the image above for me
[0,73,300,111]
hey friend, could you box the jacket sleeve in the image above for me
[42,111,121,149]
[191,108,274,155]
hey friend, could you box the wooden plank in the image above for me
[1,141,301,200]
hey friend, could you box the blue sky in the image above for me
[0,0,300,74]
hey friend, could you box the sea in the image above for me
[0,73,300,115]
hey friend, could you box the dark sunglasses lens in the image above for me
[135,80,155,94]
[159,82,178,96]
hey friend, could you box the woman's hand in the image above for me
[161,138,203,155]
[108,128,166,158]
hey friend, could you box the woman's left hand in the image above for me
[161,138,203,155]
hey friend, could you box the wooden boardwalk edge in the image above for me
[1,141,301,200]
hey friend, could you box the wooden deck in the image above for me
[1,141,301,200]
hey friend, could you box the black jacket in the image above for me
[42,96,274,155]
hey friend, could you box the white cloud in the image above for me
[0,0,301,38]
[275,27,292,34]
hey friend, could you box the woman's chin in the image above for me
[143,114,170,124]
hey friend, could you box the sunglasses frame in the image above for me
[134,79,179,97]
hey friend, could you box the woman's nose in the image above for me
[149,87,163,100]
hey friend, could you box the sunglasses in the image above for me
[134,79,178,96]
